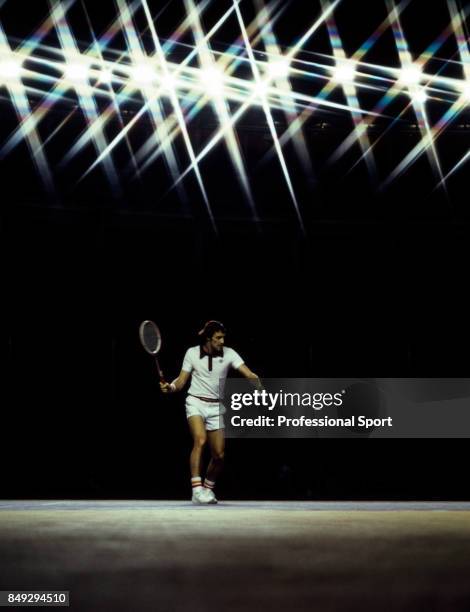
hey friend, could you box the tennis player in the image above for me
[160,321,261,504]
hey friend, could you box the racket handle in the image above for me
[155,357,165,383]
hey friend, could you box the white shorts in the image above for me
[185,395,226,431]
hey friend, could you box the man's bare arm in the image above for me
[238,364,263,390]
[160,370,191,393]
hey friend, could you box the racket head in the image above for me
[139,320,162,355]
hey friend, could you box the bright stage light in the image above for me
[1,0,467,219]
[99,68,113,84]
[461,82,470,102]
[399,65,422,86]
[200,66,224,97]
[63,61,90,82]
[332,60,356,84]
[159,72,176,92]
[412,88,427,103]
[0,57,22,82]
[131,62,158,85]
[253,80,269,98]
[267,57,290,79]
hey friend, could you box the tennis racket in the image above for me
[139,320,165,382]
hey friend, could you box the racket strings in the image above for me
[139,320,162,354]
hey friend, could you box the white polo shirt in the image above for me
[182,345,245,399]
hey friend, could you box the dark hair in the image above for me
[198,320,226,342]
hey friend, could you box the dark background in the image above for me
[2,0,470,500]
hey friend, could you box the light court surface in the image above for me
[1,501,470,611]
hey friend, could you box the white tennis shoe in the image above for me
[202,487,218,504]
[192,487,211,505]
[191,487,218,504]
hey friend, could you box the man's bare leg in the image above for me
[206,428,225,482]
[188,416,207,478]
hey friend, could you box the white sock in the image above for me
[191,476,202,490]
[204,478,215,490]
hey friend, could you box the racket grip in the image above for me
[155,357,165,383]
